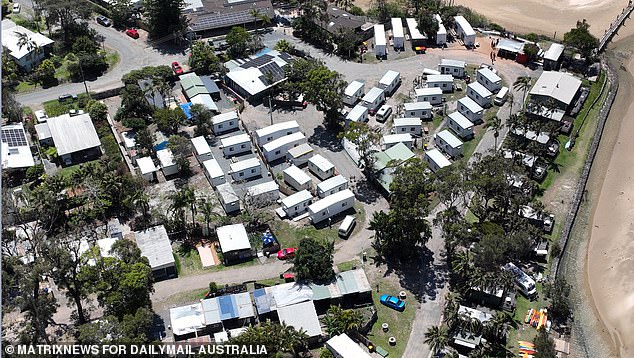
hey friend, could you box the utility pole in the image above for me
[78,58,89,96]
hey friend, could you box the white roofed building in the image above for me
[383,133,413,149]
[476,67,503,93]
[425,148,451,172]
[216,223,252,264]
[137,157,158,181]
[255,120,300,146]
[212,111,239,135]
[403,102,433,119]
[415,87,443,105]
[435,129,463,158]
[447,112,475,139]
[543,43,565,70]
[439,59,466,78]
[191,136,213,162]
[326,333,372,358]
[308,154,335,180]
[262,131,306,162]
[454,15,476,47]
[529,71,582,110]
[220,133,251,157]
[246,181,279,205]
[346,104,369,123]
[316,174,348,198]
[217,183,240,214]
[434,14,447,45]
[1,123,35,171]
[458,97,484,124]
[308,189,355,224]
[203,158,225,187]
[229,157,262,181]
[390,18,404,49]
[343,80,365,106]
[2,19,54,70]
[157,148,179,176]
[406,18,426,47]
[134,225,176,280]
[393,117,422,136]
[374,24,386,56]
[283,165,312,191]
[467,82,493,108]
[426,74,454,92]
[45,113,102,165]
[281,189,313,218]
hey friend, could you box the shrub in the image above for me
[208,282,218,293]
[25,164,45,182]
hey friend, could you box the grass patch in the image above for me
[105,50,120,68]
[56,160,100,179]
[368,280,416,358]
[43,98,79,117]
[8,14,46,33]
[15,81,36,93]
[256,277,283,286]
[174,246,204,276]
[337,259,360,272]
[163,287,209,306]
[361,53,379,64]
[465,209,478,224]
[506,283,549,352]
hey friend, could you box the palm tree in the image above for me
[451,250,472,280]
[424,325,450,354]
[484,115,503,150]
[484,311,509,343]
[324,305,363,336]
[507,92,515,115]
[443,292,462,328]
[513,76,532,110]
[168,190,188,224]
[15,31,41,70]
[181,186,197,226]
[197,197,218,236]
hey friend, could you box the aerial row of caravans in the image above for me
[343,70,401,122]
[454,15,476,47]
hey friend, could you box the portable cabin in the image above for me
[220,133,252,157]
[137,157,157,181]
[156,148,179,176]
[281,190,313,218]
[308,154,335,180]
[254,120,300,146]
[476,67,503,93]
[326,333,373,358]
[425,148,451,172]
[287,143,314,166]
[403,102,433,119]
[383,133,413,150]
[457,97,484,124]
[316,174,348,198]
[391,18,404,49]
[415,87,443,105]
[202,158,225,187]
[378,70,401,96]
[454,16,476,47]
[229,157,262,181]
[191,136,213,162]
[216,183,240,214]
[246,181,279,205]
[435,14,447,46]
[361,87,386,113]
[343,81,365,106]
[346,104,369,123]
[374,24,387,57]
[438,59,466,78]
[543,43,565,71]
[435,129,463,158]
[393,117,422,136]
[283,165,313,191]
[467,82,493,108]
[262,131,306,162]
[308,189,355,224]
[212,111,239,135]
[447,112,474,140]
[426,74,454,93]
[406,18,426,47]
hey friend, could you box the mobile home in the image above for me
[378,70,401,96]
[543,43,565,71]
[403,102,433,119]
[216,183,240,214]
[383,133,413,149]
[281,190,313,218]
[212,111,239,135]
[435,14,447,46]
[316,174,348,198]
[229,157,262,181]
[415,87,443,105]
[156,148,178,176]
[287,143,314,166]
[191,136,213,162]
[361,87,386,113]
[391,18,404,49]
[503,262,537,297]
[435,129,464,158]
[308,154,335,180]
[454,16,476,47]
[457,97,484,124]
[202,158,226,187]
[137,157,157,181]
[426,74,454,93]
[374,24,387,57]
[406,18,426,47]
[246,181,279,205]
[262,131,306,162]
[283,165,313,191]
[467,82,493,108]
[425,148,451,172]
[220,134,252,157]
[343,81,365,106]
[393,117,422,136]
[254,120,300,146]
[308,189,355,224]
[438,59,466,78]
[447,112,474,139]
[476,67,503,93]
[346,104,369,123]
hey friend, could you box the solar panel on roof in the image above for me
[190,9,265,31]
[241,54,274,69]
[1,128,28,147]
[259,62,285,83]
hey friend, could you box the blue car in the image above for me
[380,294,406,311]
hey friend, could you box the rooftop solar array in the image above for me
[1,128,28,147]
[189,8,268,32]
[259,62,285,85]
[241,54,274,69]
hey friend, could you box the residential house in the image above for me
[246,181,279,205]
[216,183,240,214]
[2,19,54,70]
[403,102,433,119]
[44,113,102,165]
[361,87,386,113]
[134,225,176,280]
[529,71,582,111]
[157,148,179,176]
[202,158,225,187]
[283,165,312,191]
[316,175,348,198]
[308,154,335,180]
[1,123,35,171]
[262,131,306,162]
[476,67,503,93]
[191,136,213,162]
[346,104,369,123]
[383,133,413,149]
[424,148,451,172]
[543,43,565,70]
[281,189,313,218]
[137,157,158,181]
[216,224,253,265]
[255,120,300,146]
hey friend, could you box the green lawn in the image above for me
[56,160,101,179]
[506,284,549,353]
[15,81,36,93]
[173,245,258,277]
[105,49,120,68]
[43,98,80,117]
[336,259,360,272]
[162,287,209,306]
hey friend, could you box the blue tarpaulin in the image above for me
[262,231,275,246]
[180,102,193,119]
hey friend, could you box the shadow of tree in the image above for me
[308,125,343,152]
[353,178,382,204]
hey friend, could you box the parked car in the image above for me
[58,94,77,102]
[543,214,555,233]
[172,61,183,75]
[560,120,573,135]
[376,105,393,123]
[125,29,139,39]
[12,3,20,13]
[96,15,112,27]
[277,247,297,260]
[379,294,406,311]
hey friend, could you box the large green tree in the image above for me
[153,107,185,135]
[293,238,335,282]
[342,122,380,176]
[144,0,188,39]
[35,0,92,44]
[534,329,557,358]
[563,19,599,58]
[226,27,253,58]
[324,305,363,336]
[189,41,221,75]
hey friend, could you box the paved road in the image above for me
[15,22,188,109]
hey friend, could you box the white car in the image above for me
[12,3,21,13]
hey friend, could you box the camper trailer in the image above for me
[281,190,313,218]
[457,97,484,124]
[283,165,312,191]
[454,16,476,47]
[287,143,314,166]
[216,183,240,214]
[220,134,252,157]
[403,102,433,119]
[229,157,262,181]
[316,175,348,198]
[393,117,422,136]
[246,181,279,205]
[467,82,493,108]
[476,67,503,93]
[435,129,464,158]
[378,70,401,96]
[308,189,355,224]
[343,81,365,106]
[191,136,213,162]
[438,59,466,78]
[262,132,306,162]
[383,133,413,149]
[212,111,239,135]
[361,87,386,114]
[374,24,387,57]
[390,18,404,49]
[503,262,537,298]
[425,148,451,172]
[346,104,369,123]
[405,18,426,47]
[308,154,335,180]
[435,14,447,45]
[426,74,454,92]
[202,158,225,187]
[255,120,300,146]
[447,112,474,139]
[415,87,443,105]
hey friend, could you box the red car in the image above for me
[277,247,297,260]
[125,29,139,39]
[172,61,183,75]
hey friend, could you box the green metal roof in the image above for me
[384,142,415,162]
[373,151,391,172]
[180,73,209,99]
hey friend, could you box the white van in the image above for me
[338,215,356,238]
[494,86,509,105]
[376,105,393,122]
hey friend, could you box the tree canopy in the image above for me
[293,237,335,282]
[144,0,188,39]
[189,41,221,75]
[563,19,599,58]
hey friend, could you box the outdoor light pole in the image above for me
[78,59,89,96]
